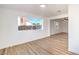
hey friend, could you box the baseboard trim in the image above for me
[0,35,49,50]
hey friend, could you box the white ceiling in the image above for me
[0,4,68,17]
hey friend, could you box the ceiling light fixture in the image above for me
[40,4,46,8]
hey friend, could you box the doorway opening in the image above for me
[50,17,68,35]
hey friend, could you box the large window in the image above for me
[18,16,43,30]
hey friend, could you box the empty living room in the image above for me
[0,4,79,55]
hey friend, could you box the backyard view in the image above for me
[18,16,43,30]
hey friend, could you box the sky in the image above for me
[28,16,43,24]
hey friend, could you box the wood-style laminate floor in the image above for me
[0,33,77,55]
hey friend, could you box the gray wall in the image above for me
[50,19,68,35]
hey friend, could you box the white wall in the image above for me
[0,8,49,49]
[68,5,79,54]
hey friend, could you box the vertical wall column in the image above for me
[68,5,79,54]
